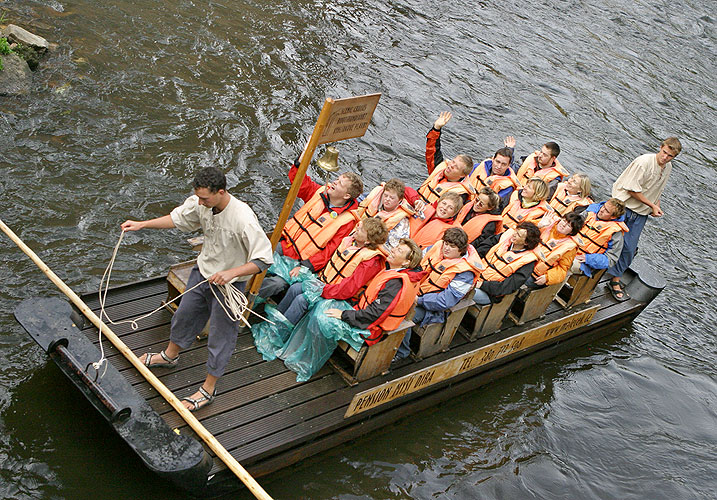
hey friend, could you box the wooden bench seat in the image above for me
[411,291,475,359]
[461,290,519,341]
[165,260,209,337]
[556,269,605,309]
[510,281,564,325]
[329,320,414,385]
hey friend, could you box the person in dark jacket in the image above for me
[473,222,541,305]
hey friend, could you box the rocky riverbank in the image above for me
[1,24,49,96]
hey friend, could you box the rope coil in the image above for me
[92,230,271,378]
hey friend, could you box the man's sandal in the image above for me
[182,386,216,412]
[608,280,630,302]
[142,350,179,368]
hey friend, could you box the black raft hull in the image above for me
[15,259,663,496]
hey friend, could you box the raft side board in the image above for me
[64,265,658,493]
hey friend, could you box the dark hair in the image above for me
[563,211,584,236]
[193,167,226,193]
[442,227,469,254]
[544,141,560,158]
[493,147,513,162]
[517,222,541,250]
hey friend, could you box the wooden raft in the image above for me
[74,268,631,484]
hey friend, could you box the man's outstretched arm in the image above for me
[121,214,175,231]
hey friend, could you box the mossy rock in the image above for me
[13,44,40,71]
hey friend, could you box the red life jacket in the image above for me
[482,230,538,282]
[419,242,483,295]
[357,269,419,345]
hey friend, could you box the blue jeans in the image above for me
[395,306,426,360]
[276,282,309,325]
[472,288,492,305]
[608,208,647,279]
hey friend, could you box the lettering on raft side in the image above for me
[344,305,599,418]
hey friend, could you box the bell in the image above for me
[316,146,339,172]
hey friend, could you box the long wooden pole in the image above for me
[0,218,273,500]
[245,97,335,299]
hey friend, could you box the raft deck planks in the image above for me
[76,274,636,482]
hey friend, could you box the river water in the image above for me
[1,0,715,498]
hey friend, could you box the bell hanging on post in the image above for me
[316,146,339,172]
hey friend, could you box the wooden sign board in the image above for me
[344,305,599,418]
[318,93,381,144]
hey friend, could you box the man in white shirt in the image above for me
[608,137,681,301]
[121,167,273,411]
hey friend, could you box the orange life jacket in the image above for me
[317,235,384,285]
[532,225,578,277]
[419,242,483,295]
[417,162,475,205]
[410,204,457,248]
[482,230,538,282]
[282,187,359,261]
[549,183,592,216]
[517,152,569,186]
[455,203,504,242]
[468,159,521,193]
[573,211,629,255]
[357,184,413,231]
[501,191,550,230]
[357,269,418,345]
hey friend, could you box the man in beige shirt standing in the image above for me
[121,167,273,411]
[607,137,682,301]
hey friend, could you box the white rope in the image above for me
[92,230,273,377]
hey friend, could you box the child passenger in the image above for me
[394,228,482,360]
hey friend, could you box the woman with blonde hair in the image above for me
[501,177,550,230]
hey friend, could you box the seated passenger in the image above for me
[516,141,568,198]
[255,239,423,382]
[276,218,389,325]
[395,228,482,360]
[572,198,628,278]
[410,191,464,248]
[259,157,363,298]
[501,177,550,230]
[550,173,593,214]
[357,178,413,250]
[456,187,503,251]
[468,140,521,209]
[325,238,423,344]
[541,173,593,227]
[473,222,541,305]
[528,211,584,289]
[417,111,475,205]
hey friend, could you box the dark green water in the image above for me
[1,0,715,498]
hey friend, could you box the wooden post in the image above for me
[244,97,336,300]
[0,218,273,500]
